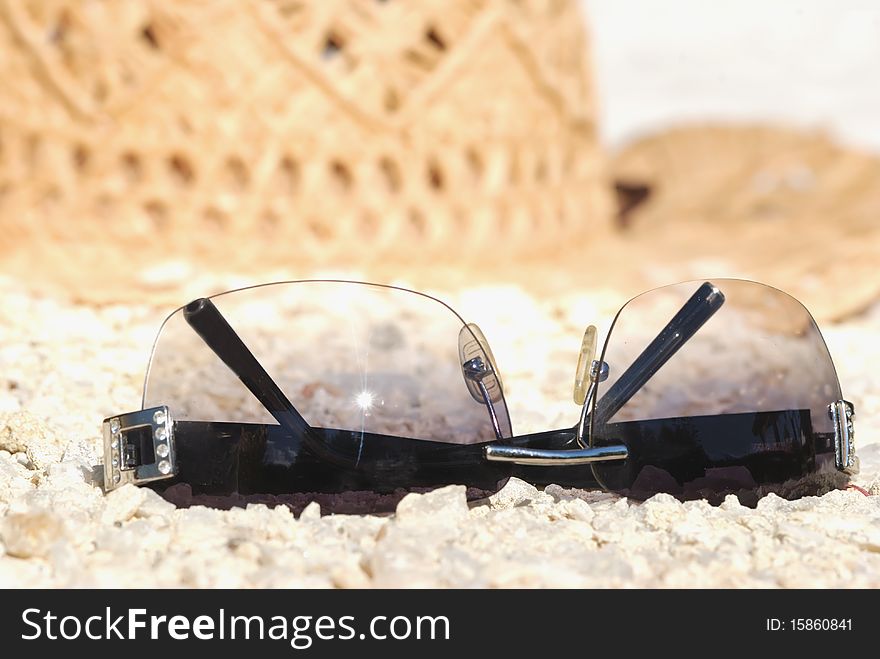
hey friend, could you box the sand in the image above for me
[0,275,878,587]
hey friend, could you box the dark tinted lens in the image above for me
[590,280,847,504]
[142,281,512,511]
[152,421,510,515]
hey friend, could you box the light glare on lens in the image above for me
[355,390,375,411]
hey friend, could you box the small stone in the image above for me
[135,488,177,518]
[61,438,98,469]
[0,511,65,558]
[720,494,744,510]
[395,485,468,523]
[756,492,787,512]
[299,501,321,520]
[555,497,595,523]
[487,477,541,509]
[45,460,88,488]
[638,493,685,529]
[0,456,35,502]
[0,411,65,471]
[20,462,103,518]
[102,484,147,524]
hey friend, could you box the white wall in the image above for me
[582,0,880,152]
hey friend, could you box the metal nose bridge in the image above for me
[483,357,628,466]
[484,442,628,465]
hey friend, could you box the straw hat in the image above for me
[599,124,880,321]
[419,124,880,324]
[0,0,611,300]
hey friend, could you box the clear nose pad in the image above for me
[573,325,598,405]
[459,323,504,403]
[573,325,609,447]
[458,323,512,440]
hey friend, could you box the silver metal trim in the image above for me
[829,399,858,475]
[463,356,505,441]
[102,405,177,491]
[485,443,627,465]
[462,356,490,381]
[477,379,505,441]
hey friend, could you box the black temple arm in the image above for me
[183,297,312,440]
[593,281,725,423]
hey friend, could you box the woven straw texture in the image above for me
[0,0,609,293]
[610,125,880,321]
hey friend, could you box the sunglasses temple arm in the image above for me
[183,298,312,440]
[592,281,725,423]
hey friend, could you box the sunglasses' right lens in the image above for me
[589,279,847,503]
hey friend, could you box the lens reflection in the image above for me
[590,279,847,504]
[144,280,512,444]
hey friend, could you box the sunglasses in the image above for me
[102,279,857,512]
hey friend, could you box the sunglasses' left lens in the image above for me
[589,279,850,504]
[140,281,512,509]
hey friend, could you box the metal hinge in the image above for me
[102,405,177,491]
[829,399,858,475]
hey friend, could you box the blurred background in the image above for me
[585,0,880,152]
[1,2,878,589]
[0,0,877,320]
